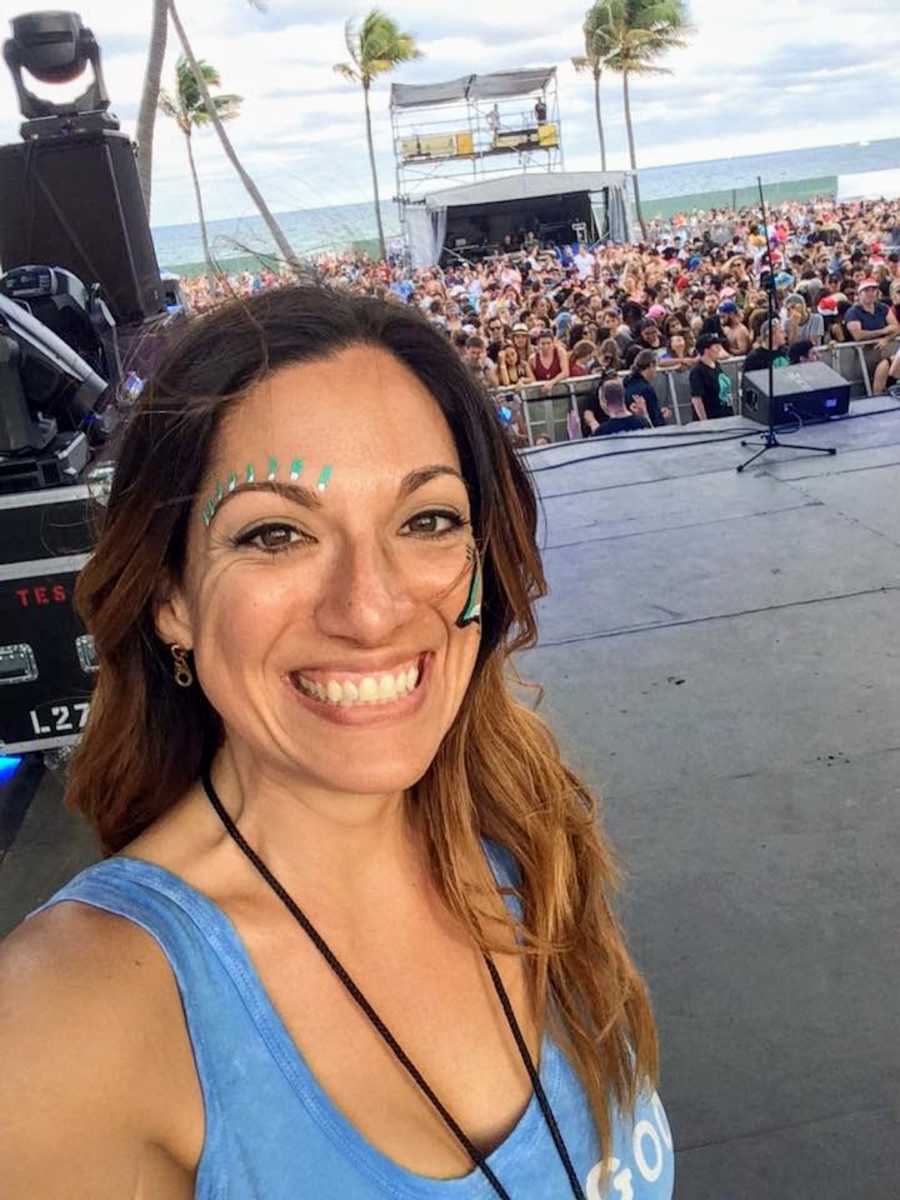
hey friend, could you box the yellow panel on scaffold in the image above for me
[455,131,474,156]
[538,123,559,148]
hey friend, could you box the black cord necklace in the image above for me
[201,769,586,1199]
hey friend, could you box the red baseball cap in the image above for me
[817,295,839,316]
[858,278,880,290]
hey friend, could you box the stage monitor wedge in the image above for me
[743,362,851,426]
[0,128,163,326]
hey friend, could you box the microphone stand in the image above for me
[736,177,836,472]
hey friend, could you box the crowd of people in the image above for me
[175,195,900,440]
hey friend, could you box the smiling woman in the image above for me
[0,285,672,1200]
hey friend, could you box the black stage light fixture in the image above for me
[0,10,164,325]
[3,11,115,135]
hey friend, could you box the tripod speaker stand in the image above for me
[736,178,836,473]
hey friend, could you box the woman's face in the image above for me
[669,334,686,356]
[159,347,481,798]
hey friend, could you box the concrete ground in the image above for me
[2,398,900,1196]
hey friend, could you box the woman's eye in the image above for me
[235,523,305,552]
[403,511,464,538]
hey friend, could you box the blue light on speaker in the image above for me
[0,755,23,783]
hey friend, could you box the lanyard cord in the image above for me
[201,770,586,1200]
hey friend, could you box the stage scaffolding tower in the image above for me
[390,68,563,258]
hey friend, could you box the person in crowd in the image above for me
[624,319,664,368]
[718,301,752,355]
[689,333,735,421]
[699,293,725,338]
[509,323,534,374]
[568,339,598,377]
[660,330,696,368]
[464,335,499,388]
[497,341,535,387]
[783,294,825,347]
[788,339,817,365]
[624,349,672,427]
[591,378,648,436]
[484,316,507,364]
[0,284,670,1196]
[530,329,570,394]
[845,279,900,394]
[743,318,791,376]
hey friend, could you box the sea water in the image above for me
[151,135,900,273]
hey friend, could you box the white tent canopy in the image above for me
[391,68,556,111]
[420,171,630,210]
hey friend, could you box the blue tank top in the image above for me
[26,844,675,1199]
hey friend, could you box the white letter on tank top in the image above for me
[651,1091,673,1151]
[633,1119,664,1182]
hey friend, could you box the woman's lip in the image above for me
[283,653,432,727]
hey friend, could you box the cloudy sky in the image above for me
[1,0,897,230]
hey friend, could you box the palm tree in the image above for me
[135,0,168,215]
[605,0,692,240]
[166,0,302,272]
[334,9,422,261]
[572,0,621,173]
[159,57,242,283]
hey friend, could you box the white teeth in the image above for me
[294,660,423,707]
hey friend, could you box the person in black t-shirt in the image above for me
[591,379,647,437]
[743,318,790,376]
[689,334,734,422]
[624,350,671,427]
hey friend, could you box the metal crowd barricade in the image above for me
[490,339,900,447]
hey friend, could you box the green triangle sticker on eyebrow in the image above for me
[316,464,333,493]
[246,464,255,484]
[267,456,278,481]
[227,471,238,492]
[289,458,304,482]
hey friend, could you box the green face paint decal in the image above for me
[200,456,334,527]
[316,464,333,493]
[456,546,482,628]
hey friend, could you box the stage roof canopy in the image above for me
[420,170,631,210]
[391,68,556,110]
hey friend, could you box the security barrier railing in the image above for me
[492,336,900,446]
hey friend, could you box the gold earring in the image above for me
[171,644,194,688]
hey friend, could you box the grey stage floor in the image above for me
[2,399,900,1197]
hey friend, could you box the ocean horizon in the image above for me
[151,134,900,273]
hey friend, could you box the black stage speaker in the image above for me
[743,362,851,426]
[0,129,163,326]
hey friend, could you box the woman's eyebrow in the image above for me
[398,465,465,499]
[208,467,465,525]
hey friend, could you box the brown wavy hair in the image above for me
[68,283,659,1181]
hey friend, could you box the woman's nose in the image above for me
[313,540,415,647]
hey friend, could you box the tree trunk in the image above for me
[593,67,607,173]
[622,69,647,241]
[363,82,386,261]
[167,0,302,273]
[184,129,215,289]
[135,0,168,216]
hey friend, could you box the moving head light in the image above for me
[3,11,115,137]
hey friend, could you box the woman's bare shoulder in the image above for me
[0,898,202,1195]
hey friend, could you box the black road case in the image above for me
[1,482,99,754]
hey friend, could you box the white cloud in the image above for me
[0,0,896,228]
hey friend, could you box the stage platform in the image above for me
[2,398,900,1196]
